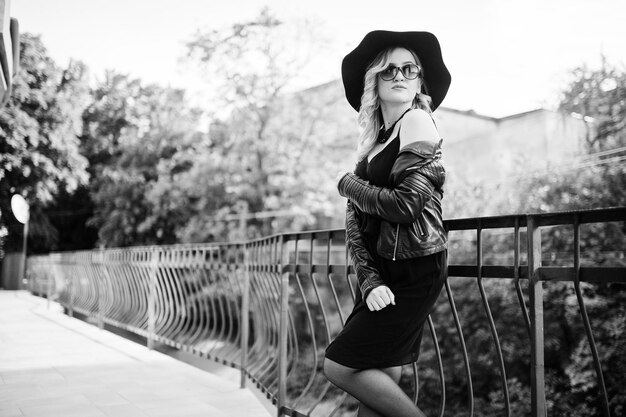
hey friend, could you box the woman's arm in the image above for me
[344,200,385,301]
[338,159,444,224]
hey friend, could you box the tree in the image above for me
[559,56,626,153]
[0,33,89,255]
[184,8,345,239]
[82,72,206,247]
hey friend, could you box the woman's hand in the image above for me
[366,286,396,311]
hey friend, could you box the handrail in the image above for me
[26,206,626,416]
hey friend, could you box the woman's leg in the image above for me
[324,359,426,417]
[357,366,403,417]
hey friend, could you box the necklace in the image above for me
[376,108,411,144]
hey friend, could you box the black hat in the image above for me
[341,30,451,112]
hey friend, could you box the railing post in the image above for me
[240,243,250,389]
[278,237,288,417]
[97,251,105,330]
[46,259,52,309]
[527,216,546,416]
[28,260,34,293]
[67,256,74,317]
[147,248,158,350]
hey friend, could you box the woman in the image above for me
[323,31,451,417]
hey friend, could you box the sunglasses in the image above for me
[379,64,422,81]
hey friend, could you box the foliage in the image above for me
[559,56,626,153]
[82,73,206,247]
[184,8,346,240]
[436,58,626,416]
[0,34,89,254]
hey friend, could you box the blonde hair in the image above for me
[356,47,433,161]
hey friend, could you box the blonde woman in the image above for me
[324,31,451,417]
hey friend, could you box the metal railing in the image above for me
[27,207,626,417]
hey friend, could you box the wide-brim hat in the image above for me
[341,30,451,112]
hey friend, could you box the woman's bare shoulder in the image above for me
[399,108,439,147]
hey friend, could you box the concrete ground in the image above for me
[0,291,273,417]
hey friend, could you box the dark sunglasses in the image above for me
[379,64,422,81]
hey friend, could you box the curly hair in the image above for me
[356,47,433,161]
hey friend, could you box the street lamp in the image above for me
[10,194,29,288]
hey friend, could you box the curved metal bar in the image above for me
[303,239,335,415]
[325,233,347,325]
[252,270,278,391]
[161,250,178,343]
[117,250,133,325]
[108,250,124,325]
[327,392,350,417]
[246,265,268,373]
[151,248,164,343]
[512,219,531,339]
[123,251,141,331]
[211,248,231,358]
[444,280,474,417]
[140,250,153,328]
[248,239,281,395]
[187,247,205,350]
[427,315,445,417]
[311,233,343,416]
[278,238,299,393]
[99,251,112,323]
[195,250,213,355]
[115,250,131,328]
[476,222,511,417]
[291,271,318,410]
[251,270,279,386]
[203,263,221,357]
[220,247,241,363]
[169,250,188,346]
[173,252,191,347]
[476,225,510,416]
[153,249,169,342]
[246,243,269,375]
[130,250,146,333]
[160,251,181,345]
[411,361,420,404]
[573,217,610,417]
[186,249,206,350]
[113,251,125,323]
[171,251,191,348]
[105,250,122,324]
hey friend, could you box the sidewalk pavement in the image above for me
[0,291,273,417]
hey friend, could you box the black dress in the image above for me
[325,136,448,369]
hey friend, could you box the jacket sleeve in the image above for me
[345,200,385,300]
[338,159,444,224]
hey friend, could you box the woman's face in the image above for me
[376,47,421,107]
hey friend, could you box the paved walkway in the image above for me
[0,291,272,417]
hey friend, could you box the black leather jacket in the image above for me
[340,140,447,298]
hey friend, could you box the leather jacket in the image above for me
[340,140,448,298]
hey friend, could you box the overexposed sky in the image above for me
[13,0,626,117]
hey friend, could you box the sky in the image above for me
[12,0,626,117]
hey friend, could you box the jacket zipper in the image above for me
[392,224,400,261]
[415,218,428,238]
